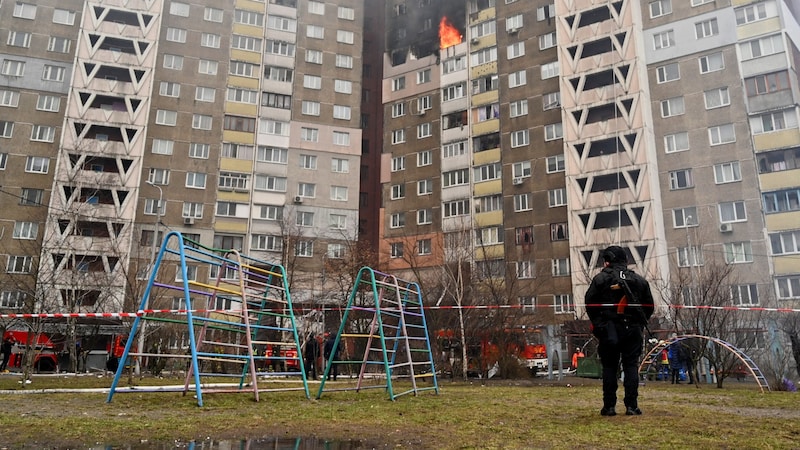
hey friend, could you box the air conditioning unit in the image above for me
[719,223,733,233]
[294,196,303,203]
[471,38,480,45]
[512,177,524,185]
[508,28,519,35]
[184,217,195,225]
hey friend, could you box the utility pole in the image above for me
[136,181,163,375]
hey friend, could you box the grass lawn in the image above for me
[0,373,797,449]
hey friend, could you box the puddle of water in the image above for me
[42,437,370,450]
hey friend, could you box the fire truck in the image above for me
[2,330,59,372]
[438,328,549,377]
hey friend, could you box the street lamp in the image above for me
[137,181,163,375]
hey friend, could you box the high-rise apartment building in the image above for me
[2,0,799,359]
[379,0,799,336]
[1,0,365,316]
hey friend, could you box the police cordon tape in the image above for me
[1,303,798,319]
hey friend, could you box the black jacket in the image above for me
[585,263,655,328]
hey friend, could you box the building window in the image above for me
[7,256,32,274]
[552,258,570,277]
[736,1,771,25]
[548,188,567,207]
[417,69,431,84]
[0,152,6,169]
[415,150,432,167]
[152,139,174,155]
[169,2,190,16]
[542,92,560,110]
[186,172,207,189]
[443,200,470,217]
[539,32,556,50]
[731,284,759,306]
[42,65,65,82]
[511,130,529,148]
[746,71,790,97]
[193,114,213,130]
[505,162,528,180]
[166,27,187,43]
[30,125,55,142]
[53,9,76,25]
[324,214,345,230]
[198,59,218,75]
[551,223,568,241]
[777,276,800,299]
[20,188,43,206]
[337,30,354,44]
[740,34,784,61]
[254,175,287,192]
[295,241,313,257]
[1,90,20,108]
[391,129,406,144]
[653,30,675,49]
[0,121,14,138]
[709,124,735,145]
[661,97,685,118]
[416,209,433,225]
[554,294,574,314]
[515,261,533,279]
[474,163,501,182]
[724,242,753,264]
[770,230,800,256]
[412,120,432,138]
[508,42,525,59]
[390,242,404,258]
[510,99,528,117]
[155,110,177,126]
[541,61,559,79]
[417,179,433,196]
[0,291,25,309]
[195,87,216,103]
[514,194,531,212]
[8,31,31,48]
[509,70,527,88]
[544,123,563,141]
[650,0,672,18]
[704,87,730,110]
[12,221,38,239]
[303,75,322,90]
[677,246,704,267]
[719,201,747,223]
[333,131,350,146]
[695,19,719,38]
[536,5,555,21]
[392,76,406,92]
[546,155,565,173]
[471,47,498,66]
[750,110,798,134]
[329,186,347,201]
[13,2,37,19]
[297,183,316,198]
[699,52,724,73]
[1,60,25,77]
[656,62,680,83]
[390,213,405,228]
[182,202,203,219]
[714,161,742,184]
[204,7,223,22]
[673,207,697,228]
[296,211,314,227]
[664,132,689,153]
[159,81,180,97]
[475,195,502,213]
[390,184,405,199]
[668,169,693,190]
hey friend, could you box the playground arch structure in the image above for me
[638,334,770,392]
[105,231,438,406]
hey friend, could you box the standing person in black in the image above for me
[1,336,14,372]
[303,334,319,380]
[323,332,340,381]
[585,246,655,416]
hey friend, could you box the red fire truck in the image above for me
[2,330,59,372]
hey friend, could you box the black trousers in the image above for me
[597,322,643,409]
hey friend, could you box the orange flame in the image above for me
[439,16,462,49]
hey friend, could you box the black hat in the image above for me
[602,245,627,264]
